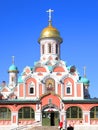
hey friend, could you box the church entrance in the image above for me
[42,109,59,126]
[41,93,61,126]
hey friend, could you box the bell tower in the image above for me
[8,56,19,88]
[38,9,63,62]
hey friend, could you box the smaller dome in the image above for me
[79,77,90,85]
[8,64,19,73]
[38,25,63,43]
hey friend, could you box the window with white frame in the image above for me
[29,82,35,95]
[66,82,72,95]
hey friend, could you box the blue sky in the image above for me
[0,0,98,98]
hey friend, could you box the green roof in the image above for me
[79,77,89,85]
[67,65,72,70]
[8,64,18,72]
[18,76,23,83]
[0,99,40,104]
[48,66,53,71]
[62,99,98,104]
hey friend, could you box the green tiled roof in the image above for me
[62,99,98,104]
[0,99,40,104]
[8,64,18,72]
[78,77,89,85]
[18,76,23,83]
[48,66,53,71]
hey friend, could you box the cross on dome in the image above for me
[12,56,15,64]
[83,66,86,77]
[46,9,54,25]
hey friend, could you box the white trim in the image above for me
[36,82,39,98]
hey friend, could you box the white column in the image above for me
[42,84,44,94]
[37,82,39,98]
[61,84,64,98]
[24,82,26,98]
[35,105,42,122]
[60,110,67,130]
[55,82,58,94]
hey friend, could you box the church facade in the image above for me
[0,10,98,128]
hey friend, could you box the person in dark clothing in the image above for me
[67,124,74,130]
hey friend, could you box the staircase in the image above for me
[28,126,58,130]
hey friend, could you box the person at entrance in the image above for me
[67,124,74,130]
[59,121,63,130]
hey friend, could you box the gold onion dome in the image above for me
[38,24,63,43]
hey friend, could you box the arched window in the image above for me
[42,44,44,54]
[67,106,82,118]
[18,107,34,119]
[67,87,70,93]
[30,87,34,94]
[66,82,72,95]
[0,107,11,119]
[48,44,51,53]
[90,106,98,118]
[29,82,35,95]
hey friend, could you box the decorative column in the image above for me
[60,110,67,130]
[61,83,64,98]
[60,102,67,130]
[83,111,90,125]
[11,111,18,125]
[35,104,42,122]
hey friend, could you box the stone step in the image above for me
[28,126,58,130]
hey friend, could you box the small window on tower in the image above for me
[66,82,72,95]
[30,87,34,94]
[48,44,51,53]
[56,44,58,54]
[29,82,35,95]
[12,77,14,81]
[42,45,44,54]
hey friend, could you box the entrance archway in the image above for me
[42,106,59,126]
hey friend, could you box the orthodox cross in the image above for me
[83,66,86,77]
[46,9,54,25]
[12,56,15,64]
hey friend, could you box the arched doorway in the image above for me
[42,105,59,126]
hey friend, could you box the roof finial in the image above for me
[83,66,86,77]
[46,9,54,26]
[12,56,15,64]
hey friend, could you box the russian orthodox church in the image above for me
[0,9,98,128]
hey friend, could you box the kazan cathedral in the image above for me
[0,9,98,128]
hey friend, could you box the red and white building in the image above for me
[0,9,98,128]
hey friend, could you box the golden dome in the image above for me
[38,25,63,43]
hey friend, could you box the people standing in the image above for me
[67,124,74,130]
[59,121,63,130]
